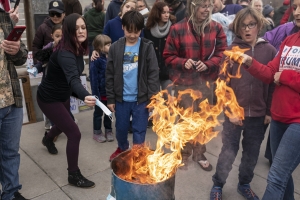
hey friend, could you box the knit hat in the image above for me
[263,4,274,17]
[283,0,290,5]
[48,0,65,13]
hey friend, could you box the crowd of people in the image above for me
[0,0,299,199]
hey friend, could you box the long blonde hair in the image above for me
[118,0,137,17]
[186,0,213,35]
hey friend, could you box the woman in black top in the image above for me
[144,1,176,94]
[37,13,96,188]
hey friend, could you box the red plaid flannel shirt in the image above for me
[163,18,227,86]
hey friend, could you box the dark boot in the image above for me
[68,170,95,188]
[42,132,58,154]
[12,192,28,200]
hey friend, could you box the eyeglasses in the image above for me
[200,4,213,9]
[241,22,257,30]
[49,12,62,18]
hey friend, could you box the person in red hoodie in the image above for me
[229,0,300,199]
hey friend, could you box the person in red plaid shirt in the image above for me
[163,0,227,171]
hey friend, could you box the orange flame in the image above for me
[115,46,249,184]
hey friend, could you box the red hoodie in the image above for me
[247,32,300,124]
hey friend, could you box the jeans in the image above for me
[262,120,300,200]
[93,100,112,132]
[0,105,23,200]
[212,116,265,188]
[37,96,81,172]
[115,101,149,151]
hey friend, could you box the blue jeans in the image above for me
[212,116,265,187]
[0,105,23,200]
[93,100,112,132]
[115,101,149,151]
[262,120,300,200]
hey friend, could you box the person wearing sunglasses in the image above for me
[32,0,65,64]
[32,0,66,132]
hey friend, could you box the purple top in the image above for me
[263,22,299,51]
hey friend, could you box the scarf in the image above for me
[150,20,171,38]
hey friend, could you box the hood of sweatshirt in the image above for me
[231,37,268,49]
[87,7,104,17]
[111,0,123,4]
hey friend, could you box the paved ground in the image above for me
[18,109,300,200]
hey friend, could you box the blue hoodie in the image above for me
[103,16,123,44]
[89,53,107,98]
[104,16,144,44]
[104,0,122,25]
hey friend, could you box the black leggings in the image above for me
[37,96,81,172]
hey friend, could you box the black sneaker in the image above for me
[42,132,58,154]
[12,192,28,200]
[237,183,259,200]
[68,170,95,188]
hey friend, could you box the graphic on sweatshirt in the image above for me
[122,38,141,102]
[280,45,300,72]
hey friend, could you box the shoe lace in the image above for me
[73,172,88,185]
[244,187,257,198]
[212,191,222,200]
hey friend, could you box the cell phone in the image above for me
[6,26,26,41]
[14,0,21,10]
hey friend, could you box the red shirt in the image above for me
[163,18,227,86]
[247,32,300,124]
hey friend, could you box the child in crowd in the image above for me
[210,7,277,200]
[106,10,160,161]
[34,24,63,76]
[90,34,114,143]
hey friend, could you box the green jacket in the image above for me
[84,8,105,42]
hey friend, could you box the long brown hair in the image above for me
[55,13,88,56]
[146,2,176,29]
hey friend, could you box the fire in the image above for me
[114,46,249,184]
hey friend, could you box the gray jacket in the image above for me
[106,37,160,104]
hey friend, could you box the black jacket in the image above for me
[32,18,55,64]
[106,37,160,104]
[144,28,169,80]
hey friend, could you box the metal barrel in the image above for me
[109,150,176,200]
